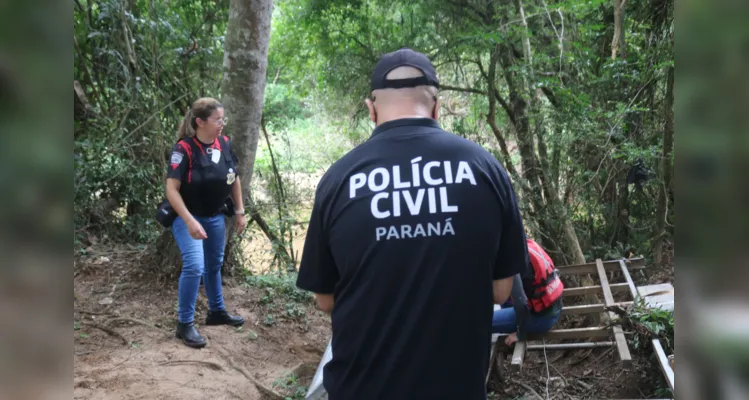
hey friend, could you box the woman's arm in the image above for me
[166,178,206,239]
[166,178,192,221]
[231,176,244,213]
[230,176,247,233]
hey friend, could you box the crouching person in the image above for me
[493,239,564,345]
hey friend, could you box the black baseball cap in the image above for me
[370,48,440,92]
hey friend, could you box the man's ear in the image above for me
[433,96,441,120]
[365,98,376,123]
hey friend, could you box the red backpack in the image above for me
[526,239,564,312]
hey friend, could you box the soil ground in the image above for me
[74,241,673,400]
[73,253,329,400]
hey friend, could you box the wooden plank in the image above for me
[495,327,611,342]
[561,301,633,316]
[558,257,645,276]
[652,339,675,392]
[562,304,605,315]
[618,260,639,300]
[638,283,675,311]
[526,341,615,351]
[590,257,646,269]
[596,259,632,365]
[563,283,629,297]
[486,336,501,384]
[645,297,674,312]
[597,262,616,306]
[511,341,526,371]
[638,283,674,297]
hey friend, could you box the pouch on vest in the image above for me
[155,199,178,228]
[220,196,236,217]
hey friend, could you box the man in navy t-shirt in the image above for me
[297,48,529,400]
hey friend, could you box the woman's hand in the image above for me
[234,213,247,234]
[504,332,518,346]
[187,218,208,240]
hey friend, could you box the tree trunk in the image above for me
[261,120,295,272]
[611,0,627,59]
[614,170,630,247]
[653,66,674,266]
[486,45,523,184]
[499,35,585,265]
[219,0,273,275]
[513,0,533,66]
[220,0,273,190]
[144,229,183,286]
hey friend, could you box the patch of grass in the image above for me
[654,387,673,399]
[284,302,306,319]
[259,293,273,305]
[609,298,674,398]
[245,273,314,305]
[272,372,308,400]
[246,273,314,326]
[619,298,674,353]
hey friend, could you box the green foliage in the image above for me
[246,273,314,326]
[624,298,674,353]
[74,0,230,242]
[284,302,306,319]
[246,329,259,340]
[263,83,308,131]
[616,299,674,397]
[245,273,314,305]
[75,0,674,274]
[268,0,674,264]
[273,372,309,400]
[256,115,353,175]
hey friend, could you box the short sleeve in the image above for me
[492,163,529,280]
[167,143,189,181]
[296,182,339,294]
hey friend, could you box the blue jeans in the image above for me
[491,304,561,335]
[172,215,226,323]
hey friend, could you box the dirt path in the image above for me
[74,242,673,400]
[74,259,329,400]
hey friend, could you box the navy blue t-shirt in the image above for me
[297,118,528,400]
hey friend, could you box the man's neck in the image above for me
[376,114,432,126]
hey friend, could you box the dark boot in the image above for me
[205,309,244,327]
[175,322,207,348]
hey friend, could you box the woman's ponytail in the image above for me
[177,109,196,139]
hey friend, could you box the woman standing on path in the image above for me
[165,97,246,348]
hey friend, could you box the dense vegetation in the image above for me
[73,0,674,271]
